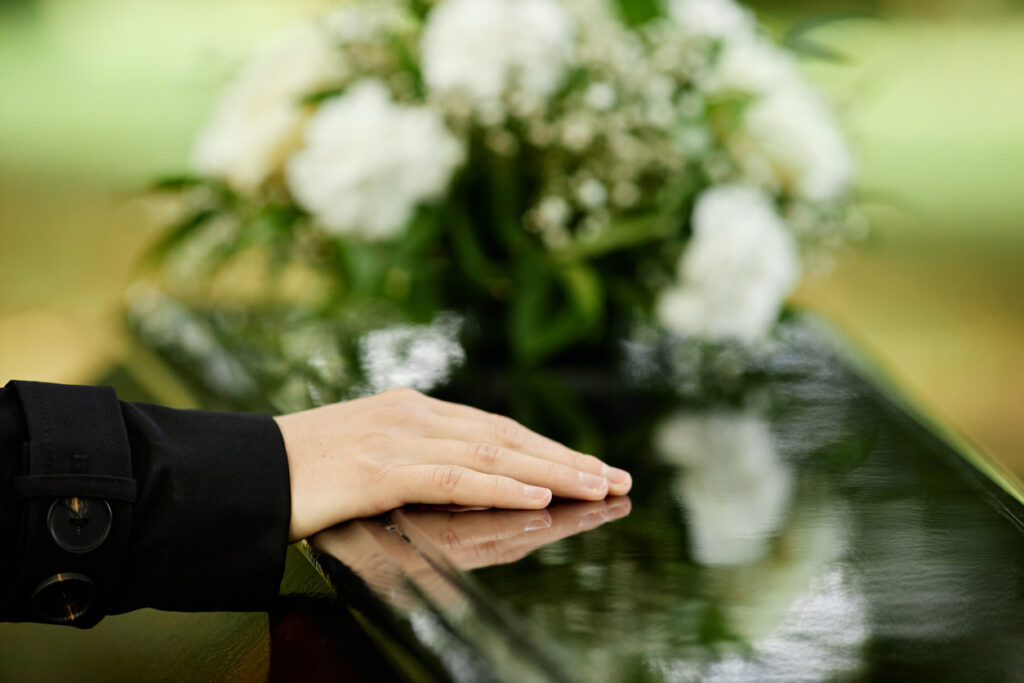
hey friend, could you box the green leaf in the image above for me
[299,85,348,106]
[783,11,882,63]
[150,174,207,192]
[143,208,219,264]
[486,152,533,256]
[389,35,425,97]
[448,203,510,296]
[510,261,605,366]
[553,212,679,262]
[614,0,663,26]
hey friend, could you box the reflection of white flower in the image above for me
[656,185,799,342]
[286,80,463,240]
[666,0,755,40]
[655,411,793,565]
[421,0,574,118]
[192,24,342,192]
[360,313,466,394]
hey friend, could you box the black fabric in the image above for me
[12,474,137,502]
[6,381,136,627]
[0,381,293,625]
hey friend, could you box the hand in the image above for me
[274,387,632,541]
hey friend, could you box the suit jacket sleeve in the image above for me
[0,381,292,623]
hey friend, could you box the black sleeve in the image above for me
[0,381,292,624]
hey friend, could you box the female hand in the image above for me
[274,387,632,542]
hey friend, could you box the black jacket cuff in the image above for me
[113,400,292,614]
[1,381,292,622]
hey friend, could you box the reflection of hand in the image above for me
[399,497,632,570]
[314,498,631,608]
[275,388,632,541]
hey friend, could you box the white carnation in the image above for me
[703,37,800,94]
[705,37,854,201]
[286,80,463,241]
[739,86,853,201]
[421,0,574,117]
[656,185,799,342]
[192,23,343,192]
[666,0,755,40]
[655,411,792,565]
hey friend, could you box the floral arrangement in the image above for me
[147,0,856,372]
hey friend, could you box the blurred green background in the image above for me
[1,0,1022,476]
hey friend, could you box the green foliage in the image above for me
[613,0,664,26]
[509,261,605,367]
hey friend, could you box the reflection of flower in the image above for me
[705,567,868,682]
[191,24,342,192]
[359,313,466,394]
[656,185,799,343]
[654,410,792,565]
[286,80,463,240]
[421,0,575,119]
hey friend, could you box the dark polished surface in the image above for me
[5,321,1024,681]
[309,327,1024,682]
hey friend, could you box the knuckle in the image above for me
[438,528,465,551]
[471,540,502,564]
[544,460,562,481]
[386,387,423,402]
[432,465,465,493]
[472,442,503,468]
[357,429,394,453]
[575,454,603,472]
[492,415,525,448]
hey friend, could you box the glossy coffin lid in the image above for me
[309,332,1024,682]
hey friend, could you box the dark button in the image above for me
[31,573,96,624]
[48,497,112,553]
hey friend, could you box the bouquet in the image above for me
[142,0,856,383]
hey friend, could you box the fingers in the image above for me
[391,464,553,509]
[419,410,633,496]
[420,438,611,501]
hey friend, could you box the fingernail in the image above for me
[603,465,631,486]
[580,472,608,491]
[524,514,552,531]
[607,500,631,518]
[579,510,606,529]
[524,485,552,500]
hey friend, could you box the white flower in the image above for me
[666,0,755,40]
[704,37,854,201]
[191,23,343,192]
[286,80,463,240]
[421,0,574,118]
[323,1,406,44]
[655,411,793,565]
[656,185,799,342]
[739,86,854,201]
[703,37,801,95]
